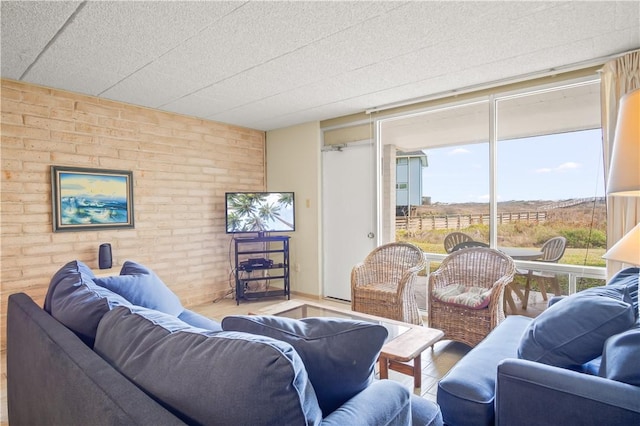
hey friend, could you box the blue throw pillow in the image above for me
[95,306,322,425]
[518,284,636,369]
[44,260,131,347]
[94,274,183,317]
[599,326,640,386]
[608,267,639,317]
[95,260,184,317]
[178,309,222,332]
[221,315,388,416]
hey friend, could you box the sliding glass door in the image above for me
[380,76,606,310]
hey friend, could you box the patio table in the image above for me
[498,247,543,312]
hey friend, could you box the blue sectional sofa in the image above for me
[7,260,442,426]
[437,267,640,426]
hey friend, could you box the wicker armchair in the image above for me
[428,247,516,347]
[351,242,426,325]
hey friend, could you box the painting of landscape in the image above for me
[52,166,134,231]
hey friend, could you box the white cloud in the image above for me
[556,162,580,171]
[449,148,470,155]
[535,162,581,174]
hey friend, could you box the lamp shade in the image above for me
[603,223,640,266]
[606,88,640,196]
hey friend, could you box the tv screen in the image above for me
[225,192,295,234]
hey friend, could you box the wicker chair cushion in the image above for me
[432,284,492,309]
[518,284,636,369]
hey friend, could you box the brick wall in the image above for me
[0,78,266,351]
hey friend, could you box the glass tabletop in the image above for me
[274,304,410,341]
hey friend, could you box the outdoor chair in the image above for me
[443,232,473,253]
[519,236,567,309]
[450,240,489,252]
[428,247,516,347]
[351,242,426,325]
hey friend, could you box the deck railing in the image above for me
[422,252,606,295]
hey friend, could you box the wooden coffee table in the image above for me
[251,300,444,388]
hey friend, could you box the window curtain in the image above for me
[601,50,640,278]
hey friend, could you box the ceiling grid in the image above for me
[1,1,638,131]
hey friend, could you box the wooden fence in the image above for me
[396,211,547,232]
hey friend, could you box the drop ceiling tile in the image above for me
[100,69,205,109]
[162,93,237,119]
[0,1,81,78]
[25,61,122,97]
[1,1,638,131]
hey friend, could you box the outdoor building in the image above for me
[396,151,428,217]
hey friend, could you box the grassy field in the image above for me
[397,199,607,268]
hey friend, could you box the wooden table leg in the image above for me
[504,284,517,313]
[379,356,389,380]
[413,353,421,388]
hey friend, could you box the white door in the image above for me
[322,141,377,301]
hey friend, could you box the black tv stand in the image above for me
[233,235,290,305]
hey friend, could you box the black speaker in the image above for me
[98,243,112,269]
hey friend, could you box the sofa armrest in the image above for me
[496,358,640,426]
[321,380,412,426]
[8,293,184,426]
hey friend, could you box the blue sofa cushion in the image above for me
[94,270,183,317]
[608,267,639,317]
[94,260,184,317]
[599,325,640,386]
[437,315,531,426]
[581,356,602,376]
[177,309,222,331]
[43,260,131,347]
[221,315,387,416]
[548,267,638,311]
[518,284,636,369]
[95,306,323,425]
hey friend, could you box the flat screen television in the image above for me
[225,192,295,235]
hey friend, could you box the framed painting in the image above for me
[51,166,134,232]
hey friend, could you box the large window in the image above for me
[383,76,606,310]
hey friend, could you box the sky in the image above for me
[60,173,128,201]
[421,128,605,203]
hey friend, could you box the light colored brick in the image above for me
[1,111,24,125]
[22,91,74,110]
[24,115,76,131]
[75,100,121,118]
[0,86,23,101]
[1,98,50,117]
[2,122,50,139]
[1,78,266,352]
[49,130,94,144]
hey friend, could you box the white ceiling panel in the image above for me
[1,1,638,131]
[100,68,206,109]
[0,0,82,78]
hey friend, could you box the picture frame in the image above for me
[51,166,134,232]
